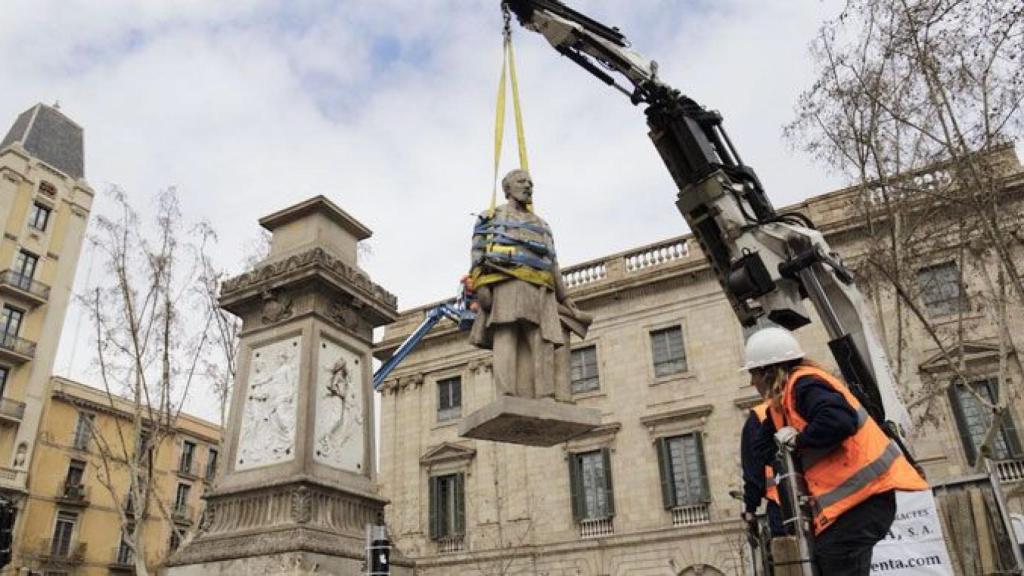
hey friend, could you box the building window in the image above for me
[428,473,465,539]
[568,449,615,521]
[28,203,51,232]
[174,483,191,515]
[179,440,196,475]
[949,378,1022,465]
[650,325,687,377]
[50,510,78,557]
[917,262,965,317]
[116,525,135,565]
[0,366,8,397]
[437,377,462,422]
[0,305,24,341]
[64,459,86,488]
[13,249,38,287]
[571,346,600,393]
[656,433,710,508]
[71,412,93,451]
[206,448,219,481]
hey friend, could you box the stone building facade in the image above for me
[376,146,1024,575]
[13,377,221,575]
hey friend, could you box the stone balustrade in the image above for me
[995,457,1024,484]
[436,535,465,555]
[563,261,607,289]
[624,239,689,272]
[672,502,711,527]
[579,517,614,539]
[560,238,692,292]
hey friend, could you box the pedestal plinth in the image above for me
[458,396,601,447]
[167,196,411,575]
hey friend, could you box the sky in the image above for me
[0,0,849,423]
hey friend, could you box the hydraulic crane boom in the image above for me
[504,0,913,439]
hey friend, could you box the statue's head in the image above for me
[501,169,533,206]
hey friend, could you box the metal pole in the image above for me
[775,443,818,576]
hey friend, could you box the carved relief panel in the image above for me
[235,336,301,471]
[313,338,366,473]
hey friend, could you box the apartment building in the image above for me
[0,104,93,527]
[13,377,221,575]
[375,146,1024,575]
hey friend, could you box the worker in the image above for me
[740,400,784,537]
[468,169,584,399]
[741,326,927,576]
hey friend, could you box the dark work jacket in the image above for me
[741,411,785,535]
[757,374,861,470]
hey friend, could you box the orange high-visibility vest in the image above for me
[751,401,780,504]
[769,366,927,534]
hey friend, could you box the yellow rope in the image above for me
[489,23,530,217]
[507,35,529,173]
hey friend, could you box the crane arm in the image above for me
[505,0,914,439]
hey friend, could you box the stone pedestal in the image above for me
[167,196,411,575]
[458,396,601,447]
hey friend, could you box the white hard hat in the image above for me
[741,326,805,371]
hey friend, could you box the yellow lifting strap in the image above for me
[489,13,530,217]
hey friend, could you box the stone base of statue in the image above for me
[165,478,414,576]
[458,395,601,447]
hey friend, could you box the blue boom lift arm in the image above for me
[372,294,476,391]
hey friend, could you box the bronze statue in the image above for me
[469,169,590,400]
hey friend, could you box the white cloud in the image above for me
[2,1,846,422]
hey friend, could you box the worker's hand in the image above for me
[775,426,799,450]
[741,511,757,525]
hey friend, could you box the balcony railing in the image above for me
[0,398,25,423]
[39,538,86,563]
[561,238,693,291]
[57,483,89,505]
[671,502,711,527]
[994,457,1024,484]
[579,517,614,539]
[0,270,50,303]
[0,332,35,362]
[436,534,465,555]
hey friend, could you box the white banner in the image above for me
[870,491,954,575]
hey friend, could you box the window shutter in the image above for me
[948,382,978,466]
[601,448,615,517]
[656,437,676,509]
[455,473,466,535]
[568,453,583,522]
[693,433,710,502]
[990,380,1023,458]
[428,476,438,540]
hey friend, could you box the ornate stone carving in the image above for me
[314,340,365,472]
[261,291,293,324]
[468,358,493,374]
[221,247,397,310]
[235,336,300,470]
[291,486,312,524]
[329,300,362,331]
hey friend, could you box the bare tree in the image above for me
[786,0,1024,468]
[80,187,219,575]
